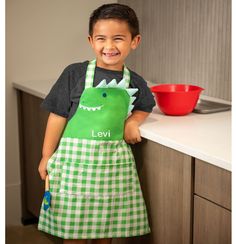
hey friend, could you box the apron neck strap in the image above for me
[85,59,130,89]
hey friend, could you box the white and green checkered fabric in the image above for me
[85,59,96,89]
[38,138,150,239]
[123,65,130,88]
[85,59,131,89]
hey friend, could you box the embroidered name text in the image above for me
[91,130,111,138]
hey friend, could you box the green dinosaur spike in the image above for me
[117,78,126,89]
[128,105,134,114]
[127,88,138,96]
[96,79,107,88]
[129,96,136,105]
[107,79,117,87]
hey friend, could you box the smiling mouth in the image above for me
[103,52,120,57]
[79,104,103,111]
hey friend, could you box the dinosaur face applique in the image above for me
[62,79,138,140]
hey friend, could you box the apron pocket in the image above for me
[47,148,63,176]
[46,153,57,175]
[46,154,62,194]
[59,162,134,198]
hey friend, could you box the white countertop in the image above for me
[140,108,231,171]
[13,79,232,171]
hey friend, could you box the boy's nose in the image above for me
[104,39,114,49]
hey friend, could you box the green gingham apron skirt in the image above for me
[38,60,151,239]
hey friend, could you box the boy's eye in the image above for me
[96,37,105,41]
[114,38,123,41]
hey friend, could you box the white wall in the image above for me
[6,0,116,225]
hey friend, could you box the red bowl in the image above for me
[151,84,204,116]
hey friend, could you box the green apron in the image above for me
[38,60,150,239]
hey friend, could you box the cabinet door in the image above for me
[193,195,231,244]
[18,91,49,218]
[195,159,231,210]
[113,139,193,244]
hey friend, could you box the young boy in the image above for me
[38,3,155,244]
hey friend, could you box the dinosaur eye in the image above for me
[102,92,107,97]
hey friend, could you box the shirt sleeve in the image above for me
[41,66,72,118]
[131,74,156,113]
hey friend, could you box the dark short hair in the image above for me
[89,3,140,39]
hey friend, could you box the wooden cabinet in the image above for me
[194,159,231,210]
[193,195,231,244]
[113,139,193,244]
[193,159,231,244]
[17,91,48,222]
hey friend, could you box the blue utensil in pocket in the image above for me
[43,175,51,211]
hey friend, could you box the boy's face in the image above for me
[88,19,141,71]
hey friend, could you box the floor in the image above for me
[6,224,63,244]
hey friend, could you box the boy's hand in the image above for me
[124,110,150,144]
[38,156,50,180]
[38,112,67,180]
[124,120,142,144]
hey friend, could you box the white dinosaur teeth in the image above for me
[79,104,102,111]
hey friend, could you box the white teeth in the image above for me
[79,104,103,111]
[103,52,119,56]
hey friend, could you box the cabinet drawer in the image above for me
[193,195,231,244]
[194,159,231,210]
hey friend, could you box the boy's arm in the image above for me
[38,112,67,180]
[124,110,150,144]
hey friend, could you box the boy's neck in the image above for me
[95,60,124,71]
[96,64,124,72]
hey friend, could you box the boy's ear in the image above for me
[88,36,93,46]
[131,35,141,50]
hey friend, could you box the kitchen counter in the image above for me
[13,79,231,171]
[140,108,231,171]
